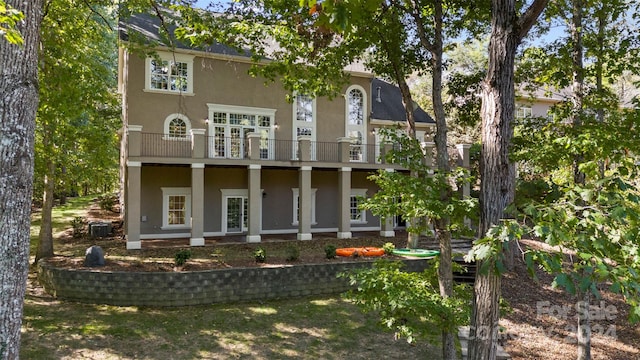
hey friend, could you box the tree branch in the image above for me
[408,0,435,54]
[517,0,550,41]
[82,0,113,31]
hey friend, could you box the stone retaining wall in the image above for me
[37,259,431,307]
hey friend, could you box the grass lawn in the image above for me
[22,196,443,359]
[21,293,441,359]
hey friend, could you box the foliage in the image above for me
[382,242,395,255]
[253,247,266,263]
[509,0,640,330]
[464,219,524,275]
[0,0,24,44]
[174,249,192,267]
[324,244,337,259]
[285,244,300,262]
[71,216,85,239]
[35,0,120,202]
[98,194,116,212]
[520,160,640,323]
[341,260,471,344]
[361,128,477,237]
[514,178,560,211]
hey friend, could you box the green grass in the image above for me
[29,195,95,254]
[21,295,442,359]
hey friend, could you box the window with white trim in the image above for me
[145,52,194,94]
[207,104,276,159]
[293,94,316,160]
[345,85,367,162]
[163,113,191,140]
[161,187,191,229]
[292,188,317,225]
[516,106,532,119]
[350,189,367,223]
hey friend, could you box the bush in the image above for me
[254,247,266,263]
[285,244,300,262]
[174,249,192,267]
[71,216,85,238]
[324,244,337,259]
[382,242,395,255]
[340,260,471,344]
[98,195,116,212]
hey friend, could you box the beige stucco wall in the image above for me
[125,51,372,142]
[139,165,191,234]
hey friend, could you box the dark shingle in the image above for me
[371,78,434,124]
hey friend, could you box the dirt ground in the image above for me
[38,202,640,360]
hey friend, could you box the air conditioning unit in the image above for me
[89,222,112,238]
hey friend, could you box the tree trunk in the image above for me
[430,2,457,358]
[469,259,502,360]
[0,0,42,358]
[471,10,519,359]
[469,0,548,358]
[577,289,592,360]
[570,3,590,359]
[570,0,586,186]
[397,76,421,249]
[35,159,56,263]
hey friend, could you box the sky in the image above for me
[194,0,231,9]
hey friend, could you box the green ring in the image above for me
[392,248,440,258]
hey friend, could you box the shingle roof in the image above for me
[119,9,248,57]
[371,78,435,124]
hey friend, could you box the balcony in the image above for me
[130,131,391,166]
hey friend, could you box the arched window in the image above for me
[163,113,191,139]
[347,88,364,125]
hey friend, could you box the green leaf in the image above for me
[552,273,576,295]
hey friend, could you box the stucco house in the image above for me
[515,87,566,120]
[118,10,435,250]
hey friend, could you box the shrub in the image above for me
[71,216,85,238]
[324,244,337,259]
[98,195,115,212]
[254,247,266,263]
[285,244,300,262]
[382,242,395,255]
[174,249,192,267]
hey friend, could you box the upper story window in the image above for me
[293,94,317,160]
[347,88,364,125]
[145,52,194,95]
[345,85,367,162]
[207,104,277,159]
[516,105,532,119]
[295,94,314,122]
[163,114,191,140]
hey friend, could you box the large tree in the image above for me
[468,0,548,359]
[34,0,119,263]
[512,1,640,358]
[0,0,42,357]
